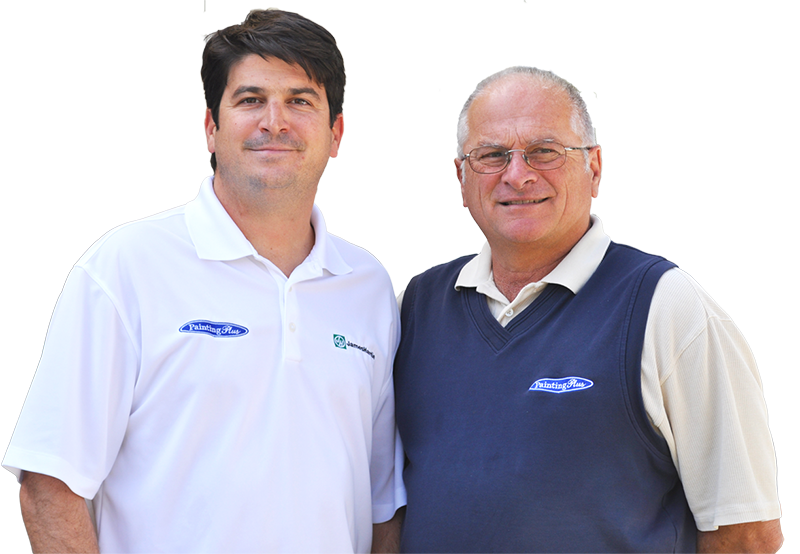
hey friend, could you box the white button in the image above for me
[505,309,514,317]
[288,323,296,332]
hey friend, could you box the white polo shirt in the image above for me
[454,216,780,531]
[4,177,406,553]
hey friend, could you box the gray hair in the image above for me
[456,67,596,158]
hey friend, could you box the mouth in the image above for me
[499,198,549,206]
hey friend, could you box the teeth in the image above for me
[504,199,546,205]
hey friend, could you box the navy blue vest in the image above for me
[394,242,697,553]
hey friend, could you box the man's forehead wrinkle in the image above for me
[471,114,563,149]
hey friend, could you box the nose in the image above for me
[503,149,539,190]
[259,101,289,134]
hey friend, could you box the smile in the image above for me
[500,199,548,206]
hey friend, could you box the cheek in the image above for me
[461,181,484,211]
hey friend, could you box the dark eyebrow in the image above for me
[288,87,321,100]
[231,85,264,98]
[230,86,322,101]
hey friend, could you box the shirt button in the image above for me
[505,308,514,317]
[288,323,296,332]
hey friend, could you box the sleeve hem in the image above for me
[694,504,783,531]
[2,447,101,499]
[372,487,407,524]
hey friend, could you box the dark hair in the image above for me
[201,9,346,170]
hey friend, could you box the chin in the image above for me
[497,223,553,245]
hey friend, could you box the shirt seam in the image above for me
[72,265,141,366]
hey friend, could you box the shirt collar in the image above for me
[455,215,611,295]
[185,176,352,276]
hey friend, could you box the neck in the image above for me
[490,246,568,302]
[213,176,317,277]
[489,221,591,301]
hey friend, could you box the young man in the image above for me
[4,10,404,553]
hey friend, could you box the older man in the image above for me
[393,67,781,553]
[4,9,404,553]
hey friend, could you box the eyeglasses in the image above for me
[462,140,595,174]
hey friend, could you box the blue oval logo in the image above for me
[529,377,594,394]
[179,320,249,338]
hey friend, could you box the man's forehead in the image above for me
[472,128,564,148]
[225,54,322,92]
[467,79,575,145]
[469,99,574,146]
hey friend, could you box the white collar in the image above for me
[185,176,351,276]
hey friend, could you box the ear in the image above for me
[204,109,217,154]
[329,113,344,158]
[455,158,468,207]
[589,145,602,198]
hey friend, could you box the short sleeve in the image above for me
[3,266,138,499]
[369,300,407,523]
[641,268,781,531]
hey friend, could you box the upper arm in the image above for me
[697,519,783,553]
[644,269,781,529]
[4,266,138,499]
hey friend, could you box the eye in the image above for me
[475,148,507,161]
[239,97,261,105]
[289,98,312,106]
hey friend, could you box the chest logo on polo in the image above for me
[529,377,594,394]
[333,334,375,359]
[179,320,249,338]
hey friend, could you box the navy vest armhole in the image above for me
[622,255,677,457]
[400,274,420,330]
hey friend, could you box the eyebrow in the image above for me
[230,85,322,100]
[288,87,322,100]
[476,138,558,148]
[476,141,506,148]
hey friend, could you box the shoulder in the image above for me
[326,233,394,285]
[404,254,476,303]
[650,268,732,330]
[647,267,747,382]
[323,235,400,322]
[76,206,189,269]
[604,241,674,275]
[327,233,384,267]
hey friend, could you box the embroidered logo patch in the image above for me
[179,320,249,338]
[333,334,375,359]
[529,377,594,394]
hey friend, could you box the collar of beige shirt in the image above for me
[455,215,611,323]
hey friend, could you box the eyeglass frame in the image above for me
[460,140,597,174]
